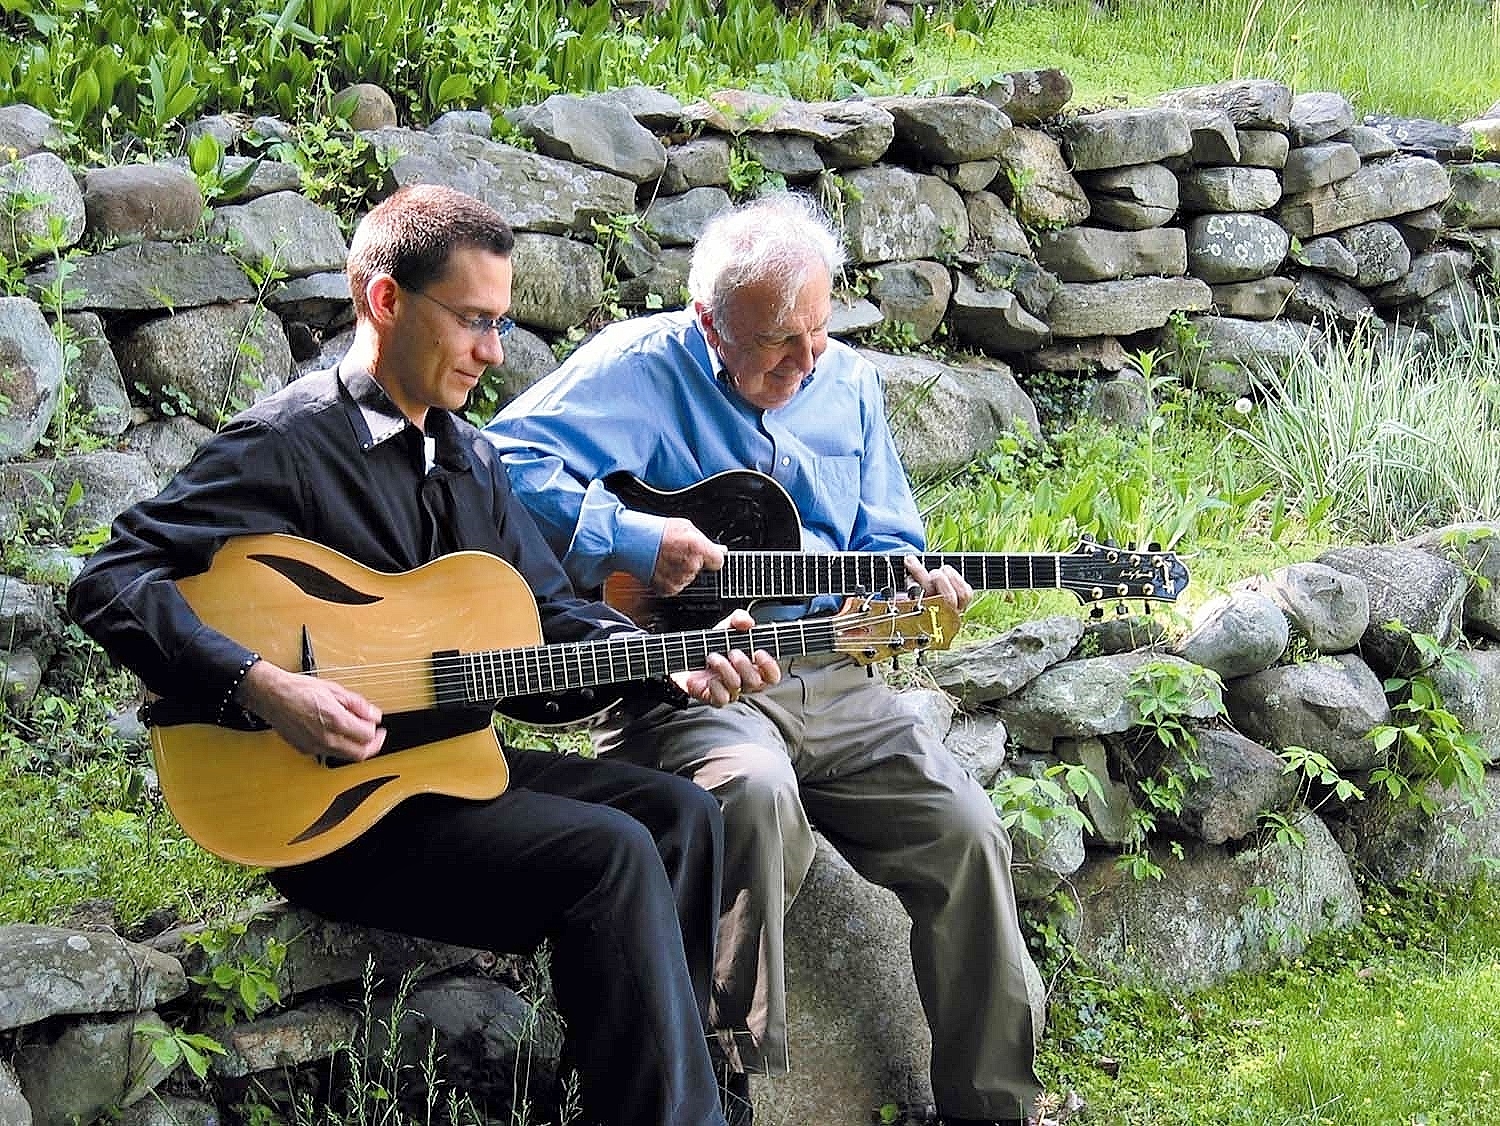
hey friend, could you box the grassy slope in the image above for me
[906,0,1497,121]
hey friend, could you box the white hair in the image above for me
[687,193,846,328]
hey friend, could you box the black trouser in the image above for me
[271,747,729,1126]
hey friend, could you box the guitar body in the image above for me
[155,535,535,868]
[603,469,803,630]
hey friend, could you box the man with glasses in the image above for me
[68,184,777,1126]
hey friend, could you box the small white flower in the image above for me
[1233,397,1253,415]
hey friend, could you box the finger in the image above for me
[333,686,383,725]
[941,564,975,611]
[753,650,782,686]
[328,725,388,763]
[704,653,743,702]
[724,649,765,691]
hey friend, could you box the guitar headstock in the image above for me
[833,597,962,664]
[1059,538,1190,606]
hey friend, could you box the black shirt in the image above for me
[68,363,636,709]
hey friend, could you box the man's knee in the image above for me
[937,779,1012,859]
[715,744,802,822]
[659,768,728,833]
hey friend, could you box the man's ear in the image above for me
[366,274,401,325]
[696,301,721,347]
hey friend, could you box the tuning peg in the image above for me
[1090,606,1104,620]
[1147,541,1162,552]
[1142,600,1153,615]
[1104,537,1118,548]
[905,582,924,602]
[1116,602,1130,616]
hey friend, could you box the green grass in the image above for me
[0,651,262,929]
[1038,879,1500,1125]
[907,0,1499,120]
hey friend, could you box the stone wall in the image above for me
[6,527,1500,1125]
[3,75,1500,1126]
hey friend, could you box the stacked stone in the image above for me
[0,906,543,1126]
[1147,80,1492,394]
[923,523,1500,991]
[1039,107,1212,368]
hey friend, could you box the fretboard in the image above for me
[437,618,842,707]
[718,552,1062,598]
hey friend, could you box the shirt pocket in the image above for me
[813,454,862,539]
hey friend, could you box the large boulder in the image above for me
[1068,810,1359,988]
[0,926,186,1031]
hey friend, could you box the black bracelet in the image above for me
[218,652,262,721]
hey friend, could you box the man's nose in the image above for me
[787,334,816,373]
[476,331,506,365]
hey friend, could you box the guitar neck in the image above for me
[440,618,841,708]
[718,552,1061,598]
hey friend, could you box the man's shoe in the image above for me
[720,1069,752,1126]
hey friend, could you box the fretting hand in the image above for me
[674,609,781,705]
[904,555,974,613]
[652,517,726,594]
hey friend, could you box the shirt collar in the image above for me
[338,362,409,449]
[336,361,470,472]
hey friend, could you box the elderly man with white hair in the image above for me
[488,193,1043,1126]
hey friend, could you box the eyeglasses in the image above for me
[406,287,515,339]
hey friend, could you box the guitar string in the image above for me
[671,550,1178,599]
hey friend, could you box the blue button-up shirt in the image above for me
[485,310,924,593]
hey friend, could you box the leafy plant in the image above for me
[726,142,785,200]
[264,112,394,228]
[862,318,923,352]
[186,131,263,205]
[136,1020,228,1081]
[1265,742,1365,847]
[990,761,1102,845]
[184,918,289,1024]
[1366,633,1488,815]
[1109,659,1225,879]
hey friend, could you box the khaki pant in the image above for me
[596,655,1043,1121]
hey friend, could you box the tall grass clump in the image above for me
[1238,316,1500,542]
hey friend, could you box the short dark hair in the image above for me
[346,185,515,319]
